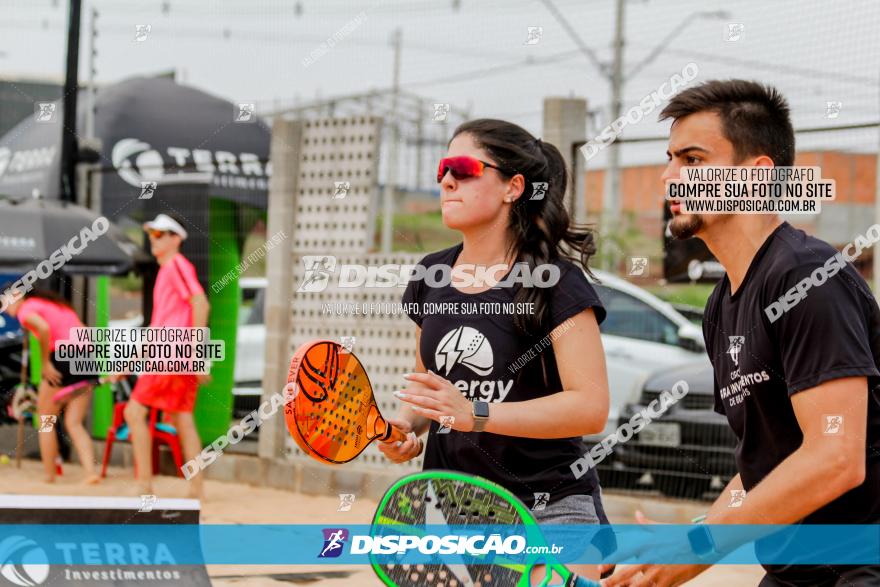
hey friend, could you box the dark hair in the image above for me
[25,289,74,309]
[658,80,794,167]
[451,119,597,338]
[0,281,74,310]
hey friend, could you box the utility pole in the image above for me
[541,1,729,273]
[602,0,625,271]
[58,0,82,305]
[415,100,424,191]
[59,0,82,204]
[84,7,97,140]
[380,27,402,253]
[74,6,102,324]
[874,72,880,294]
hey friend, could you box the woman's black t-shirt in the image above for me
[401,243,607,508]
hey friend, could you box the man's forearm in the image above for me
[705,444,861,555]
[710,447,856,526]
[702,474,742,522]
[192,299,209,328]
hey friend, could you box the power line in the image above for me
[2,15,875,91]
[538,0,609,78]
[625,41,879,88]
[613,121,880,144]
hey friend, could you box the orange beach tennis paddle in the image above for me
[284,339,407,464]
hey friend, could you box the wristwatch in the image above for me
[687,523,718,561]
[471,401,490,432]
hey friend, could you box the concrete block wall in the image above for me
[258,114,425,499]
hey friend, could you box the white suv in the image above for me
[587,270,709,440]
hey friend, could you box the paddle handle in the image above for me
[366,402,409,444]
[383,424,408,444]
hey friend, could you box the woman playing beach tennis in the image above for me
[2,287,100,484]
[379,119,612,581]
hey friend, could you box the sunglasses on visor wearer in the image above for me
[147,229,170,239]
[436,156,517,183]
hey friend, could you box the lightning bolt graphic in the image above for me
[437,327,466,375]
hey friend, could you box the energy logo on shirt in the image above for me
[435,326,494,376]
[434,326,514,403]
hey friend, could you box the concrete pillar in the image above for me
[542,97,588,223]
[259,118,303,460]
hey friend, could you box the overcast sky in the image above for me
[2,0,879,167]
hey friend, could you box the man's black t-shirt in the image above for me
[703,222,880,582]
[401,243,607,509]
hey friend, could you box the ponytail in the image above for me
[452,119,597,338]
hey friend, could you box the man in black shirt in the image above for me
[605,80,880,586]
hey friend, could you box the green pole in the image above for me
[193,198,239,444]
[91,275,112,437]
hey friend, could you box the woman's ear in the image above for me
[506,174,526,202]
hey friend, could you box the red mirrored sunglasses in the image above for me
[436,156,516,183]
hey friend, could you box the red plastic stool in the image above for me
[101,402,184,478]
[148,407,184,476]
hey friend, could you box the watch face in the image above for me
[473,401,490,418]
[687,525,715,558]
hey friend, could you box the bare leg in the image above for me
[170,411,204,500]
[36,381,61,483]
[64,387,100,483]
[124,399,153,494]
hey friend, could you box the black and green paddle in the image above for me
[370,470,601,587]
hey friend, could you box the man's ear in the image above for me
[753,155,775,168]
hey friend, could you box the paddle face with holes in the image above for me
[283,339,406,465]
[371,471,580,587]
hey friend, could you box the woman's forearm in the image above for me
[399,403,431,436]
[22,316,53,364]
[35,331,52,366]
[483,390,607,438]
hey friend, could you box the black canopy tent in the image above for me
[0,76,271,443]
[0,75,271,292]
[0,198,146,275]
[0,75,271,215]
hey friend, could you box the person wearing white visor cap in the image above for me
[118,212,210,499]
[142,213,188,240]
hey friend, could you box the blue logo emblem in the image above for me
[318,528,348,558]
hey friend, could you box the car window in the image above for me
[593,284,680,346]
[240,288,265,326]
